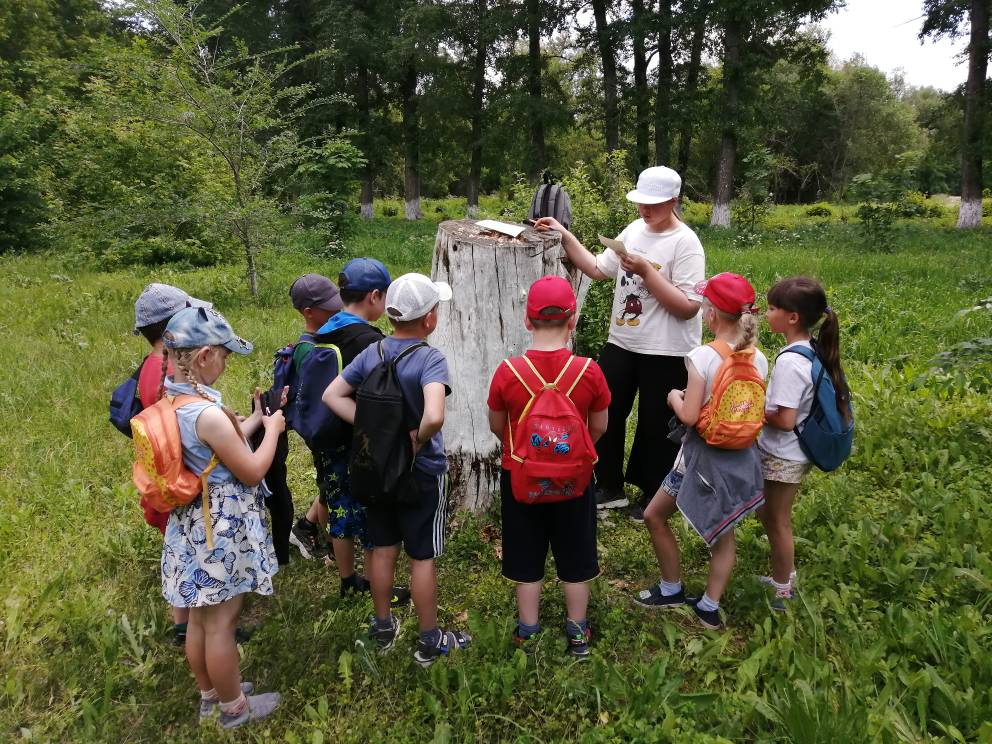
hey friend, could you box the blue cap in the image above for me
[163,306,253,355]
[340,258,391,293]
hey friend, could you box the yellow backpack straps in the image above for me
[564,357,592,397]
[200,455,219,550]
[520,354,551,388]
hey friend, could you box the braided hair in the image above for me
[167,346,247,442]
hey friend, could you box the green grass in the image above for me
[1,207,992,743]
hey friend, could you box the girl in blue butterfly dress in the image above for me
[158,305,284,728]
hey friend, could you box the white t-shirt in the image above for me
[758,340,815,462]
[595,219,705,356]
[672,342,768,473]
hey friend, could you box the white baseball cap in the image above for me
[626,166,681,204]
[385,273,453,322]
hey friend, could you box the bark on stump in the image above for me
[430,219,588,512]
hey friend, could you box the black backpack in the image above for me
[349,341,427,507]
[109,358,145,437]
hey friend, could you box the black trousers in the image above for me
[594,343,688,497]
[250,428,294,566]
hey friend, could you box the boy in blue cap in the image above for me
[290,259,409,603]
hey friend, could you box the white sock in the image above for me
[200,688,218,702]
[658,579,683,596]
[771,578,791,591]
[697,593,720,612]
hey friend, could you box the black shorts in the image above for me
[500,469,599,584]
[365,469,448,560]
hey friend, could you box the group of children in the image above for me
[117,166,850,730]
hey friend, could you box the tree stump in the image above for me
[430,219,589,512]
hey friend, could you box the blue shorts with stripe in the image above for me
[365,469,448,560]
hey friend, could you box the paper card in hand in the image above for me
[597,235,629,257]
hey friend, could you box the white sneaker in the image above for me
[219,692,282,729]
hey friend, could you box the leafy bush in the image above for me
[983,197,991,218]
[856,202,899,251]
[805,203,833,218]
[897,192,945,218]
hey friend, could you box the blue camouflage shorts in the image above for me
[314,445,371,549]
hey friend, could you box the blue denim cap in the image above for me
[340,258,391,293]
[134,283,212,334]
[163,306,253,355]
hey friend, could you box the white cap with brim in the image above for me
[626,166,681,204]
[385,273,453,322]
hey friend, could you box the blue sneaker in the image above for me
[368,615,401,653]
[565,621,591,661]
[414,629,471,668]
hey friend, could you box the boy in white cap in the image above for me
[324,272,471,667]
[534,166,705,521]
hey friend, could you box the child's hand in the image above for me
[277,385,289,409]
[620,253,652,277]
[409,429,423,454]
[667,389,684,409]
[263,409,286,434]
[534,216,566,233]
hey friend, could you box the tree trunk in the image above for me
[357,60,374,219]
[632,0,650,172]
[592,0,620,152]
[957,0,989,229]
[676,12,706,188]
[401,58,422,220]
[526,0,546,176]
[655,0,674,166]
[711,16,741,227]
[430,220,588,511]
[467,0,487,217]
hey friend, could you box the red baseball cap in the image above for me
[693,273,756,315]
[527,275,576,320]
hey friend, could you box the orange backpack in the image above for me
[131,395,219,548]
[695,340,766,449]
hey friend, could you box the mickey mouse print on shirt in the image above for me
[594,218,706,356]
[615,262,663,327]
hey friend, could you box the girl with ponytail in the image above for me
[757,276,850,609]
[159,306,285,729]
[633,273,768,631]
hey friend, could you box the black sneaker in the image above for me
[340,574,371,598]
[289,520,322,560]
[626,501,646,523]
[686,596,724,630]
[368,615,401,652]
[172,623,187,646]
[632,584,686,609]
[595,487,629,510]
[413,629,472,668]
[390,586,412,608]
[234,627,252,644]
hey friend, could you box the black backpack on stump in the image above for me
[349,341,427,507]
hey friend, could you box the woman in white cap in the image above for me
[534,166,705,520]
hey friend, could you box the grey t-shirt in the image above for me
[341,337,451,474]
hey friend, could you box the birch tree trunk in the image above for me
[957,0,989,229]
[711,16,741,227]
[430,219,588,511]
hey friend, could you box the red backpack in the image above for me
[504,354,598,504]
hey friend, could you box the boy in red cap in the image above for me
[633,272,767,630]
[487,276,611,659]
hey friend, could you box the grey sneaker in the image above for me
[218,692,282,729]
[198,682,254,719]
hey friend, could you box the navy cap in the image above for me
[164,306,253,355]
[289,274,343,312]
[340,258,391,293]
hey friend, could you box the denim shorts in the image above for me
[660,468,684,498]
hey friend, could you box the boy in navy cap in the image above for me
[254,274,342,566]
[289,260,410,603]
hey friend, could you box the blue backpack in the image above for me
[293,340,345,447]
[266,333,314,432]
[779,345,854,472]
[109,360,145,437]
